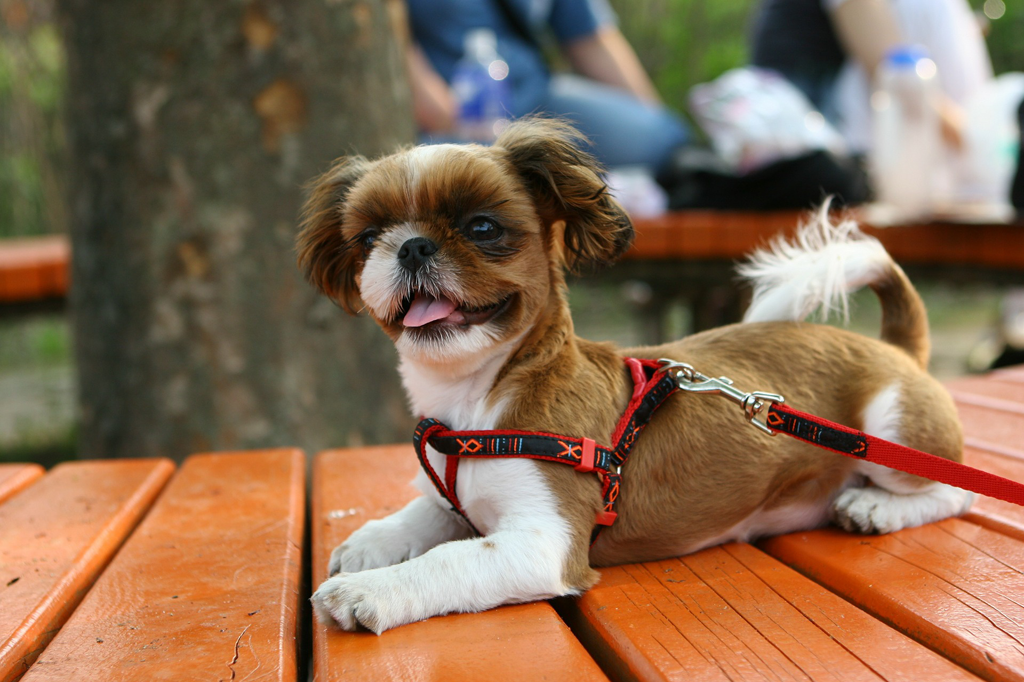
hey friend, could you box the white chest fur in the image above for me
[399,346,564,536]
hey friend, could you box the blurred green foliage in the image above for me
[609,0,755,116]
[981,1,1024,76]
[0,15,66,239]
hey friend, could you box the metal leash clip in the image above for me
[657,359,785,435]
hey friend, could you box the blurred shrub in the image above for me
[982,0,1023,76]
[1,0,67,238]
[609,0,755,118]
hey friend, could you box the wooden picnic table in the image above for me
[3,367,1024,680]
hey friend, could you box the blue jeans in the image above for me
[543,74,689,172]
[421,74,690,174]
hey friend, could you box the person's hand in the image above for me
[934,95,966,150]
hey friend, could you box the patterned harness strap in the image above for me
[412,357,679,540]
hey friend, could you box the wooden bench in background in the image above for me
[3,208,1022,330]
[0,237,69,317]
[619,210,1024,340]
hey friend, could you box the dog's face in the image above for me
[297,119,634,364]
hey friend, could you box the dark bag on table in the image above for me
[657,147,870,211]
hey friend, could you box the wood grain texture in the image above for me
[0,465,43,505]
[312,445,609,682]
[558,542,975,682]
[0,459,174,682]
[946,375,1024,539]
[0,237,69,303]
[951,399,1024,460]
[762,519,1024,682]
[20,450,305,682]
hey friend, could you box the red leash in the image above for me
[659,359,1024,508]
[765,402,1024,506]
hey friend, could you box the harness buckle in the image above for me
[657,359,785,436]
[574,438,597,473]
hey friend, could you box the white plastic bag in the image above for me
[604,167,668,219]
[689,67,847,173]
[958,72,1024,204]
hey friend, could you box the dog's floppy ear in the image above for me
[296,155,371,313]
[496,117,634,271]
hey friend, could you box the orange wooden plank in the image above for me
[559,543,975,682]
[626,211,1024,270]
[0,236,70,303]
[21,450,305,682]
[0,459,174,682]
[762,519,1024,682]
[989,367,1024,384]
[312,445,608,682]
[627,211,800,260]
[0,465,43,505]
[943,372,1024,540]
[948,375,1024,408]
[953,400,1024,458]
[963,446,1024,541]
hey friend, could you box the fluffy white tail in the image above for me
[738,205,892,324]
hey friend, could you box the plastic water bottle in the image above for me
[870,46,941,217]
[451,29,511,143]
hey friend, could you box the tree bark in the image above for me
[59,0,415,459]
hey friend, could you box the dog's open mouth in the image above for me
[399,291,511,329]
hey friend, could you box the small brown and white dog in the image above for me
[298,118,971,633]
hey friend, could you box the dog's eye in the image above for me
[464,217,503,243]
[359,229,378,252]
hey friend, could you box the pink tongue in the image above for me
[403,293,458,327]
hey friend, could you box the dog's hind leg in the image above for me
[831,466,974,534]
[830,382,974,534]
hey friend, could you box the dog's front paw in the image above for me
[329,518,423,575]
[312,571,419,634]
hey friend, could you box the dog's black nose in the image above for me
[397,237,438,273]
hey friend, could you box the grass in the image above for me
[0,314,76,464]
[0,314,71,370]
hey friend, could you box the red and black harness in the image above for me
[413,357,677,539]
[413,358,1024,540]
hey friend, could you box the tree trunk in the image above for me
[59,0,415,459]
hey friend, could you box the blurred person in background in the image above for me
[405,0,689,174]
[749,0,992,155]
